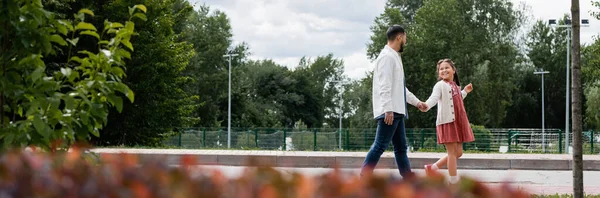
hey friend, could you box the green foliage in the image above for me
[585,85,600,130]
[0,148,534,197]
[346,73,377,129]
[466,125,493,151]
[366,0,526,129]
[236,132,257,149]
[0,0,145,150]
[180,5,243,127]
[95,0,197,146]
[290,132,333,151]
[583,33,600,130]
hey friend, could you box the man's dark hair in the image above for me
[386,25,405,41]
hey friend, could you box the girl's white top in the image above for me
[424,80,468,125]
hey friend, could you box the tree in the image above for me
[570,0,583,196]
[180,5,250,128]
[0,0,145,150]
[90,0,196,146]
[583,2,600,131]
[236,60,284,128]
[298,54,346,128]
[583,38,600,130]
[346,72,377,129]
[509,18,570,128]
[366,0,526,128]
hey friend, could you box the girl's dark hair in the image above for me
[436,59,461,86]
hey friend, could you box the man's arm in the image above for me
[376,56,394,113]
[405,88,420,107]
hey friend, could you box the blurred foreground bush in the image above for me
[0,147,531,198]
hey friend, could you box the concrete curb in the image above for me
[91,149,600,171]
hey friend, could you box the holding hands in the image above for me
[417,102,428,112]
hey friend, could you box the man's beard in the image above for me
[398,43,405,53]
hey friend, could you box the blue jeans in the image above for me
[361,113,412,177]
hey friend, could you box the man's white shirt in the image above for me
[372,45,419,118]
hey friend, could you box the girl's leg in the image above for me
[445,143,459,177]
[433,143,463,169]
[456,143,463,158]
[434,156,447,169]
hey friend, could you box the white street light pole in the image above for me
[329,80,350,150]
[548,18,589,153]
[534,69,550,153]
[223,53,238,149]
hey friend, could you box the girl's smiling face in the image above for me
[438,62,455,81]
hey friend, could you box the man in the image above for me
[361,24,427,179]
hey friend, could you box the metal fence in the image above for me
[163,127,599,154]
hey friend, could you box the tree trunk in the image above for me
[571,0,583,197]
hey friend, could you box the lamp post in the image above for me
[534,68,549,152]
[328,80,350,150]
[548,18,589,153]
[223,53,238,148]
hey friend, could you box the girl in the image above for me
[421,58,474,184]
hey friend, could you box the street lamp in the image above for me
[534,68,549,152]
[223,53,238,148]
[328,80,350,150]
[548,18,589,153]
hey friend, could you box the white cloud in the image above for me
[513,0,600,44]
[193,0,600,80]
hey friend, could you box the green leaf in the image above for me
[66,37,79,46]
[56,25,68,36]
[75,22,97,31]
[17,106,23,117]
[115,83,135,103]
[60,67,72,77]
[121,40,134,51]
[63,95,76,110]
[33,0,42,7]
[110,22,125,29]
[134,4,147,13]
[78,9,94,16]
[115,48,131,59]
[91,128,100,137]
[3,134,14,146]
[33,116,47,138]
[31,67,45,82]
[107,94,124,113]
[70,56,83,63]
[111,67,126,77]
[68,70,80,82]
[81,111,89,125]
[80,30,100,39]
[127,89,135,103]
[133,13,147,21]
[49,34,67,46]
[78,50,96,58]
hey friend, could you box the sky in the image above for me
[191,0,600,80]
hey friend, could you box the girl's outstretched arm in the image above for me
[424,82,443,111]
[461,83,473,99]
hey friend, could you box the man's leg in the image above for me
[391,115,412,178]
[360,117,399,176]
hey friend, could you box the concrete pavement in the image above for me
[91,148,600,171]
[196,166,600,195]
